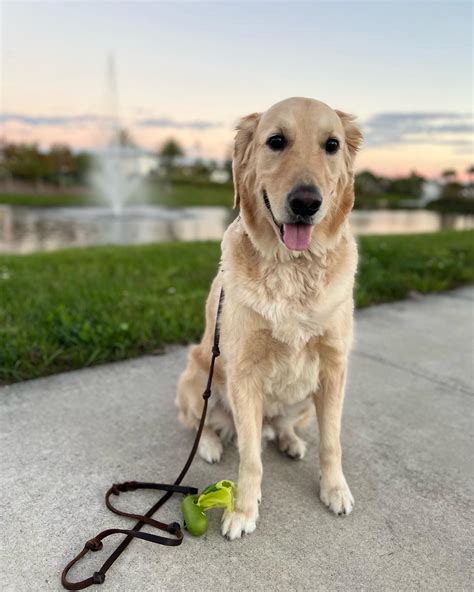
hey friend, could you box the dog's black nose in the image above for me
[288,185,322,217]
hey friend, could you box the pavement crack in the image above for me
[353,349,473,396]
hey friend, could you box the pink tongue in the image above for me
[283,224,313,251]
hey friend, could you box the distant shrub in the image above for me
[427,198,474,214]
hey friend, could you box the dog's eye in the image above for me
[325,138,340,154]
[266,134,287,151]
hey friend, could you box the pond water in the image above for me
[0,205,472,254]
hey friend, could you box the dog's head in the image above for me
[233,97,362,253]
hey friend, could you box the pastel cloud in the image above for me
[135,117,223,130]
[0,113,102,126]
[0,113,223,131]
[362,112,473,153]
[0,113,233,159]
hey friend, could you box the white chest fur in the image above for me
[237,255,334,348]
[234,259,328,412]
[263,343,320,415]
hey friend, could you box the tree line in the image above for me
[1,139,473,200]
[0,143,92,186]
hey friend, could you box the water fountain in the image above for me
[0,54,232,253]
[91,55,144,215]
[91,141,143,216]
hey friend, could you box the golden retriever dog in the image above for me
[176,97,362,539]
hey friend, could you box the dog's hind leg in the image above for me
[177,394,225,464]
[196,426,223,464]
[176,345,226,464]
[272,402,312,460]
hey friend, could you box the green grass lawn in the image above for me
[0,181,234,209]
[148,181,233,207]
[0,193,94,208]
[1,230,473,384]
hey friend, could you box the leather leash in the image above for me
[62,287,225,590]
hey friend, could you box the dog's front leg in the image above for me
[313,352,354,515]
[221,373,263,540]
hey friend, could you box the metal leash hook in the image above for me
[61,288,224,590]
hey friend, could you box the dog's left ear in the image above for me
[335,110,363,169]
[328,111,362,232]
[232,112,261,208]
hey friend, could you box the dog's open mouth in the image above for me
[263,191,313,251]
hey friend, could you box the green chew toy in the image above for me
[181,480,236,536]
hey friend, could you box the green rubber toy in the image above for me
[181,480,236,536]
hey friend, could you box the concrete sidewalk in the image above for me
[1,288,473,591]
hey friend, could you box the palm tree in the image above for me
[441,169,456,182]
[159,139,185,173]
[467,165,474,184]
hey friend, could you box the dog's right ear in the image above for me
[335,110,363,169]
[232,112,261,208]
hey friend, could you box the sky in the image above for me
[1,0,473,178]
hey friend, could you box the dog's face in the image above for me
[233,97,362,252]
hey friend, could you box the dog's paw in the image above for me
[198,434,223,464]
[262,423,276,443]
[221,507,258,540]
[278,433,307,460]
[320,477,354,515]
